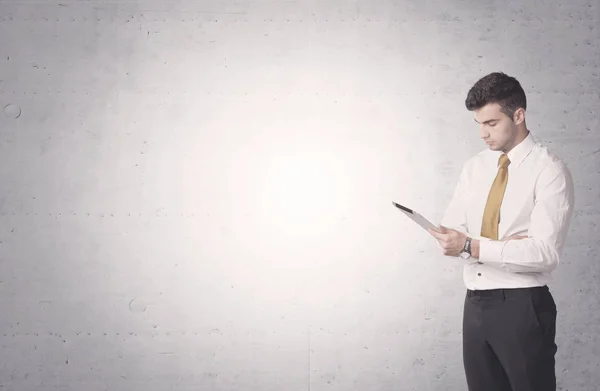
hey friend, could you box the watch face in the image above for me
[460,251,471,259]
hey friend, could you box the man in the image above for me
[428,72,575,391]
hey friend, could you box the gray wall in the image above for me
[1,1,598,390]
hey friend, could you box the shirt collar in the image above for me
[502,131,536,169]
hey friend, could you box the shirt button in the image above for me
[477,273,482,276]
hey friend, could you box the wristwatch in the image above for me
[460,237,472,259]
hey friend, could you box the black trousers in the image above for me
[463,285,557,391]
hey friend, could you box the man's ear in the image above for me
[513,108,526,125]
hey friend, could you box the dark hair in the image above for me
[465,72,527,120]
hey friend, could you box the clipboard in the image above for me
[392,202,439,233]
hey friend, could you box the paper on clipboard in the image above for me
[392,202,439,233]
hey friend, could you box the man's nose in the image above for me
[480,126,489,139]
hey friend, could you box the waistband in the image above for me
[467,285,548,298]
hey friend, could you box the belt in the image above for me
[467,285,548,298]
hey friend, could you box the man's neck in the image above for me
[503,128,530,153]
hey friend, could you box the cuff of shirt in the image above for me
[479,239,506,264]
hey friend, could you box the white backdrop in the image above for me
[1,1,599,390]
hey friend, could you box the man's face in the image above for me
[474,102,518,153]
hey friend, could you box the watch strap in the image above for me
[463,237,472,255]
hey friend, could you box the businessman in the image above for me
[428,72,575,391]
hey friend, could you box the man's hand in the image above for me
[428,225,467,257]
[501,234,529,241]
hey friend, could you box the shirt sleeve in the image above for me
[440,164,469,234]
[478,160,575,272]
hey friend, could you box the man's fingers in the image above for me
[501,235,529,241]
[428,228,446,240]
[509,235,528,239]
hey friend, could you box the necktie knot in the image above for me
[498,154,510,169]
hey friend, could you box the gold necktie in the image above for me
[480,154,511,240]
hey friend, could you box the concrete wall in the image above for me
[1,0,598,390]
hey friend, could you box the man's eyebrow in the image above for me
[474,118,500,124]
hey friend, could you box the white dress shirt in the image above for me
[441,132,575,290]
